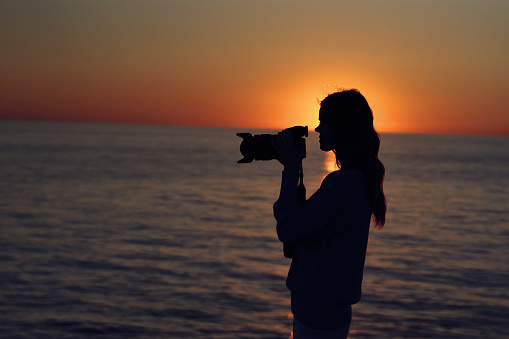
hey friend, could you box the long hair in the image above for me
[320,89,386,228]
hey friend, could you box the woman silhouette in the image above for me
[272,89,386,338]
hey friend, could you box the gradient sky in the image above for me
[1,0,508,135]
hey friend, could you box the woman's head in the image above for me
[316,89,377,169]
[316,89,386,228]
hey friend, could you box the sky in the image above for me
[1,0,508,135]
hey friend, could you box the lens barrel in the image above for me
[236,126,308,163]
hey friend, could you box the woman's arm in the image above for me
[272,130,366,244]
[274,168,367,245]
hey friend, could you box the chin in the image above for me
[319,144,332,152]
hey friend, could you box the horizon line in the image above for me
[2,118,508,138]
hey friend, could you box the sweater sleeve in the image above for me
[273,170,363,245]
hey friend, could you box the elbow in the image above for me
[276,231,288,244]
[276,221,296,244]
[274,204,302,244]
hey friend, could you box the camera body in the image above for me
[236,126,308,163]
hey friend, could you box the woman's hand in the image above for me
[271,129,305,170]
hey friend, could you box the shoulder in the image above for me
[319,170,367,201]
[322,169,365,188]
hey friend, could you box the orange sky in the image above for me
[1,1,508,135]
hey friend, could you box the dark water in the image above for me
[1,121,508,338]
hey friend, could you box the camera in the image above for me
[236,126,308,163]
[237,126,308,259]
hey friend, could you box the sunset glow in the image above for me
[1,1,508,136]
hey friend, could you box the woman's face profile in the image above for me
[315,108,334,152]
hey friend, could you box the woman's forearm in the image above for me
[277,168,300,203]
[273,169,301,243]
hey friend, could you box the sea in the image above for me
[1,121,508,339]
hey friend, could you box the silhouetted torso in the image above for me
[274,169,371,329]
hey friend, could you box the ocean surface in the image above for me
[1,121,508,339]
